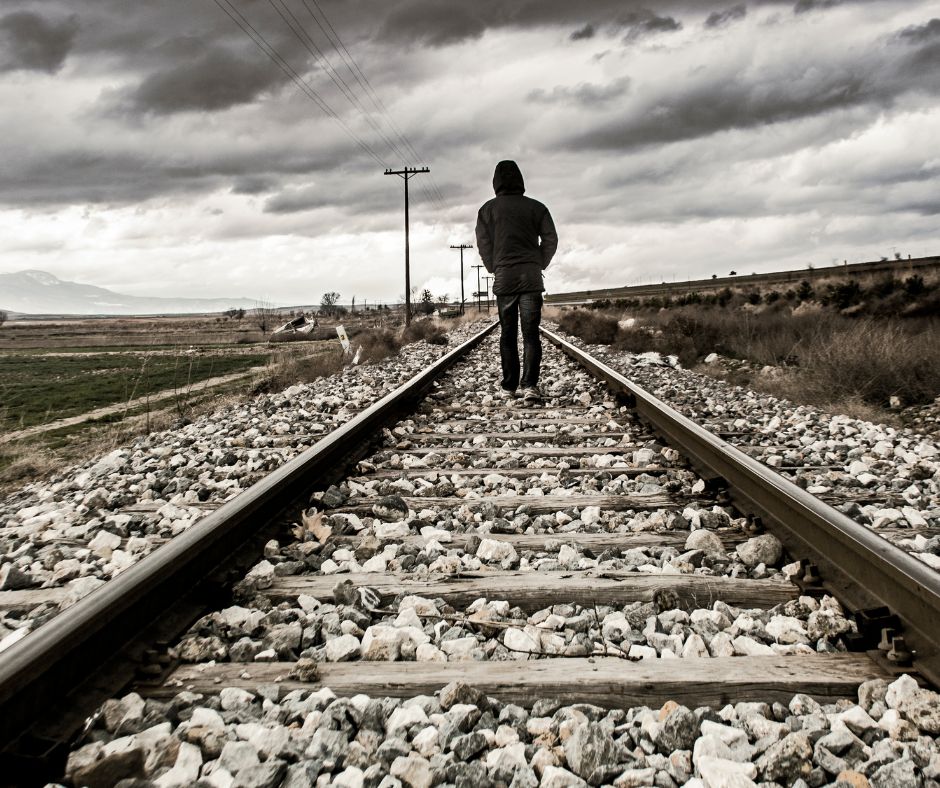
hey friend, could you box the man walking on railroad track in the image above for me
[476,160,558,404]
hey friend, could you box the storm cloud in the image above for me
[0,10,77,73]
[704,5,747,28]
[0,0,938,304]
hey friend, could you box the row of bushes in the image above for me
[557,307,940,409]
[588,275,939,318]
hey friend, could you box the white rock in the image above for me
[415,643,447,662]
[325,634,361,662]
[374,521,411,540]
[540,765,588,787]
[399,595,440,616]
[390,754,433,788]
[765,616,809,645]
[580,506,602,525]
[476,538,517,565]
[731,636,774,656]
[685,530,724,555]
[387,704,429,734]
[440,636,479,660]
[504,627,540,655]
[154,742,202,788]
[695,755,757,787]
[219,687,254,710]
[412,726,440,757]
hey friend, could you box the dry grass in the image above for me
[556,306,940,411]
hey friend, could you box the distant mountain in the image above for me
[0,270,262,316]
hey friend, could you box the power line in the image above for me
[211,0,386,167]
[266,0,412,164]
[299,0,447,207]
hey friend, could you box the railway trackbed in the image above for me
[1,321,940,787]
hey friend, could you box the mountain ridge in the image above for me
[0,270,263,316]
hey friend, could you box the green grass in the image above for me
[0,350,268,432]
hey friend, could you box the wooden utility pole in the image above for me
[483,275,493,313]
[450,244,473,315]
[384,166,429,326]
[472,264,484,313]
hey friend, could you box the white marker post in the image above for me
[336,325,351,354]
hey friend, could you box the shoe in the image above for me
[522,386,542,403]
[498,387,520,400]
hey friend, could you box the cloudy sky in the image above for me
[1,0,938,306]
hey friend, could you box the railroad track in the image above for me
[2,321,940,787]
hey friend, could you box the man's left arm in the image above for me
[539,207,558,269]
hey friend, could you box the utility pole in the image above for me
[483,275,493,313]
[384,166,430,326]
[450,244,473,315]
[472,264,484,313]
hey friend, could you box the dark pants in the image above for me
[496,292,542,391]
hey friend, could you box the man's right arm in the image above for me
[475,206,494,273]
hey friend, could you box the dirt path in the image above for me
[0,365,268,445]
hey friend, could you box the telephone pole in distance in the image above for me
[483,275,493,313]
[471,264,484,313]
[449,244,473,315]
[384,166,430,327]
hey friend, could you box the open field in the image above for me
[0,311,456,491]
[0,350,268,432]
[0,313,350,489]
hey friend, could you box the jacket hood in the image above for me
[493,160,525,195]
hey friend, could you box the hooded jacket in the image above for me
[475,161,558,295]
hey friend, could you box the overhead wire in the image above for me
[265,0,413,165]
[299,0,448,208]
[211,0,387,168]
[214,0,447,213]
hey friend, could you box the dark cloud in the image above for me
[567,32,940,151]
[898,18,940,43]
[793,0,842,14]
[374,1,689,46]
[705,5,747,29]
[376,1,489,47]
[527,77,631,106]
[0,10,77,73]
[570,24,596,41]
[231,176,277,196]
[618,10,683,42]
[122,47,288,114]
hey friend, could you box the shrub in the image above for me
[904,275,927,297]
[822,280,864,310]
[556,311,619,344]
[796,281,814,302]
[401,319,448,346]
[799,319,940,407]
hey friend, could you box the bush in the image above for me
[799,319,940,407]
[556,311,619,344]
[402,319,448,346]
[821,280,864,310]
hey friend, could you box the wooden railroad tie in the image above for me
[335,493,679,516]
[268,571,796,611]
[331,528,748,553]
[148,654,889,708]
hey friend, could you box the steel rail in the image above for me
[0,320,498,760]
[542,326,940,686]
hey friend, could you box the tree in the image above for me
[0,310,6,327]
[320,292,341,316]
[254,299,278,333]
[419,288,435,316]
